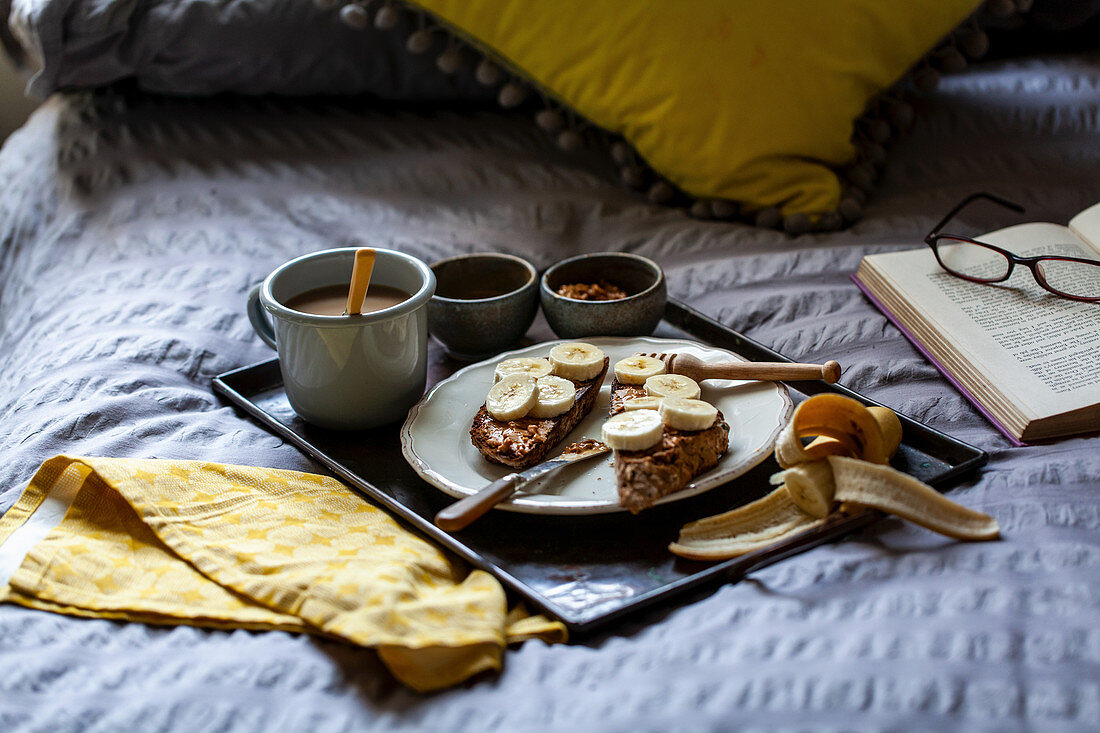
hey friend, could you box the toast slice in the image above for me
[609,378,730,513]
[471,358,609,469]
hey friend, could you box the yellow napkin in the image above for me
[0,455,566,691]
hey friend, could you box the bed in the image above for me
[2,2,1100,729]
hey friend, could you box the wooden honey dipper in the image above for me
[641,352,841,383]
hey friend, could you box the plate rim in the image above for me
[400,336,793,515]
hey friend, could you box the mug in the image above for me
[247,248,436,430]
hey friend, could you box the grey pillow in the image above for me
[7,0,493,99]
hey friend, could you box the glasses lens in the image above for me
[1036,258,1100,299]
[934,237,1012,281]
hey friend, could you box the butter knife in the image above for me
[434,440,610,531]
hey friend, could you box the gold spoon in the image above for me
[344,248,376,315]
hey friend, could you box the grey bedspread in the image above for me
[2,53,1099,731]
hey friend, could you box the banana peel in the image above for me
[670,394,999,560]
[828,456,999,541]
[800,406,902,463]
[670,487,823,561]
[774,393,887,467]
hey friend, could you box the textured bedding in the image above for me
[2,53,1099,730]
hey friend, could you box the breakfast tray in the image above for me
[212,299,986,635]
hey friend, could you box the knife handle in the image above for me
[435,473,523,532]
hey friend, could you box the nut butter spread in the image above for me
[470,362,609,468]
[473,375,598,459]
[476,417,554,460]
[472,346,610,470]
[614,408,730,514]
[561,438,607,456]
[556,280,629,301]
[609,384,647,415]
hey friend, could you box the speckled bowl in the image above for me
[540,253,666,339]
[428,253,539,360]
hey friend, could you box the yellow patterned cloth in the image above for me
[0,456,566,691]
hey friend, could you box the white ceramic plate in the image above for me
[400,336,793,515]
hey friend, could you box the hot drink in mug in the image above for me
[248,248,436,430]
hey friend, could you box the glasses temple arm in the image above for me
[926,192,1026,239]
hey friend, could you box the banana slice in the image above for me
[549,342,606,381]
[614,354,666,385]
[528,375,576,418]
[485,374,538,421]
[644,373,701,400]
[621,395,663,411]
[493,357,553,383]
[601,409,664,452]
[659,397,718,431]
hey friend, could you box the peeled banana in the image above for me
[670,394,1000,560]
[773,460,836,518]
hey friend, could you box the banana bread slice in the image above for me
[471,358,609,469]
[609,379,730,513]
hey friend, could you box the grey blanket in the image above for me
[2,53,1099,731]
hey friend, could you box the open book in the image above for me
[852,203,1100,444]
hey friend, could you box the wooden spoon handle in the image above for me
[344,248,376,315]
[704,360,841,383]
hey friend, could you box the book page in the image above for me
[863,223,1100,421]
[1069,202,1100,253]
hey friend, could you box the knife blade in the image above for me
[434,440,610,531]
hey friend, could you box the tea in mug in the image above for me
[284,284,409,316]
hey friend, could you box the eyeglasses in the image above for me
[924,193,1100,302]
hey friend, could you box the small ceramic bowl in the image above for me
[540,252,666,338]
[428,252,539,360]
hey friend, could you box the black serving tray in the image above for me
[213,299,986,635]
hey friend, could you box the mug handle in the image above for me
[247,284,278,349]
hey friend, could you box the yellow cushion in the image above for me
[410,0,981,217]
